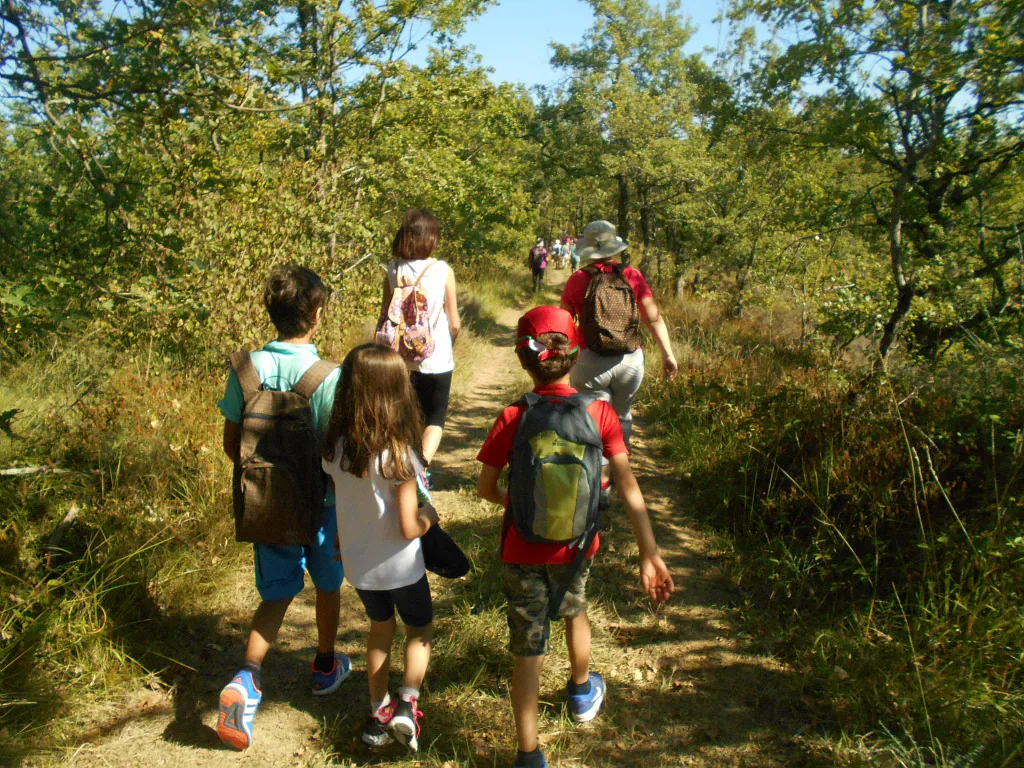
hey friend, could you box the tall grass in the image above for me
[0,258,531,760]
[641,295,1024,765]
[0,343,245,760]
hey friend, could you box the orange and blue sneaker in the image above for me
[311,652,351,696]
[566,671,605,723]
[217,668,262,750]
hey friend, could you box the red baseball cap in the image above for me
[516,306,579,361]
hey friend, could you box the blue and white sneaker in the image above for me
[311,652,351,696]
[566,671,605,723]
[217,669,262,750]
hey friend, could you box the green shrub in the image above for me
[642,297,1024,763]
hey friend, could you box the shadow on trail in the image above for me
[407,365,833,766]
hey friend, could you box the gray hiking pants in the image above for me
[570,348,645,444]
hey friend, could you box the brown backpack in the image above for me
[580,263,640,355]
[229,351,339,546]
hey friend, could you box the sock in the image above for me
[242,661,263,690]
[567,678,592,696]
[313,652,335,673]
[371,692,391,715]
[515,748,546,768]
[398,685,420,702]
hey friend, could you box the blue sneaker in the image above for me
[311,652,351,696]
[217,669,262,750]
[566,672,605,723]
[513,748,548,768]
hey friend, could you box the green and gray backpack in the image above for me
[508,393,604,612]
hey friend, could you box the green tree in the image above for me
[542,0,704,265]
[735,0,1024,358]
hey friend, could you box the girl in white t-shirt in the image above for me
[379,208,460,466]
[321,344,439,753]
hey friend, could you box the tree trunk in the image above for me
[617,173,630,240]
[879,178,912,358]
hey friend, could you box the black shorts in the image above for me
[410,371,452,428]
[355,574,433,628]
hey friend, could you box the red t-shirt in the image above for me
[476,383,627,565]
[561,262,653,350]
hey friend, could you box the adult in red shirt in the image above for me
[476,305,673,768]
[560,220,678,444]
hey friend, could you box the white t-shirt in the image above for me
[323,443,426,591]
[386,258,454,375]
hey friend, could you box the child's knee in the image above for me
[405,621,433,642]
[260,595,294,610]
[370,617,398,633]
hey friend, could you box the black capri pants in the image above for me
[410,370,453,428]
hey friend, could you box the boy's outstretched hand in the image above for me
[640,553,674,603]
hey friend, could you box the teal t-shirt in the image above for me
[218,340,342,506]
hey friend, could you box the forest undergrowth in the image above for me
[0,268,521,764]
[4,266,1022,767]
[641,288,1024,765]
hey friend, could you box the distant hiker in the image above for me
[321,344,438,753]
[529,239,549,288]
[476,306,674,768]
[568,237,580,272]
[560,220,678,445]
[529,239,548,291]
[378,208,460,478]
[216,265,349,751]
[552,239,566,269]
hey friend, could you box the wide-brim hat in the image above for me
[576,220,628,261]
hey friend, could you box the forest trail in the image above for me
[30,275,832,768]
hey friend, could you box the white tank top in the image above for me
[386,258,454,374]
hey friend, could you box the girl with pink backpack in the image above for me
[376,208,460,466]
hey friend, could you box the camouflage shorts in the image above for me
[502,560,592,657]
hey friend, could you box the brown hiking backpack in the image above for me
[580,263,641,355]
[229,351,339,546]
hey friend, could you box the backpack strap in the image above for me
[395,258,438,289]
[229,350,262,400]
[292,359,340,399]
[410,258,438,290]
[520,392,542,408]
[548,523,599,620]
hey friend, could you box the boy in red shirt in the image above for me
[477,306,673,768]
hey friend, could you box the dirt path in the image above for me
[30,274,832,768]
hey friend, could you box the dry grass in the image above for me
[641,291,1024,766]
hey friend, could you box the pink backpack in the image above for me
[376,259,440,363]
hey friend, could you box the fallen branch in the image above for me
[0,466,73,477]
[344,253,374,273]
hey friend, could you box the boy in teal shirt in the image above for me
[216,265,349,751]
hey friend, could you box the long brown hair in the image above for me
[322,344,425,480]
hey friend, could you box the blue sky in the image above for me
[444,0,732,88]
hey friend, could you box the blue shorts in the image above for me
[253,505,344,602]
